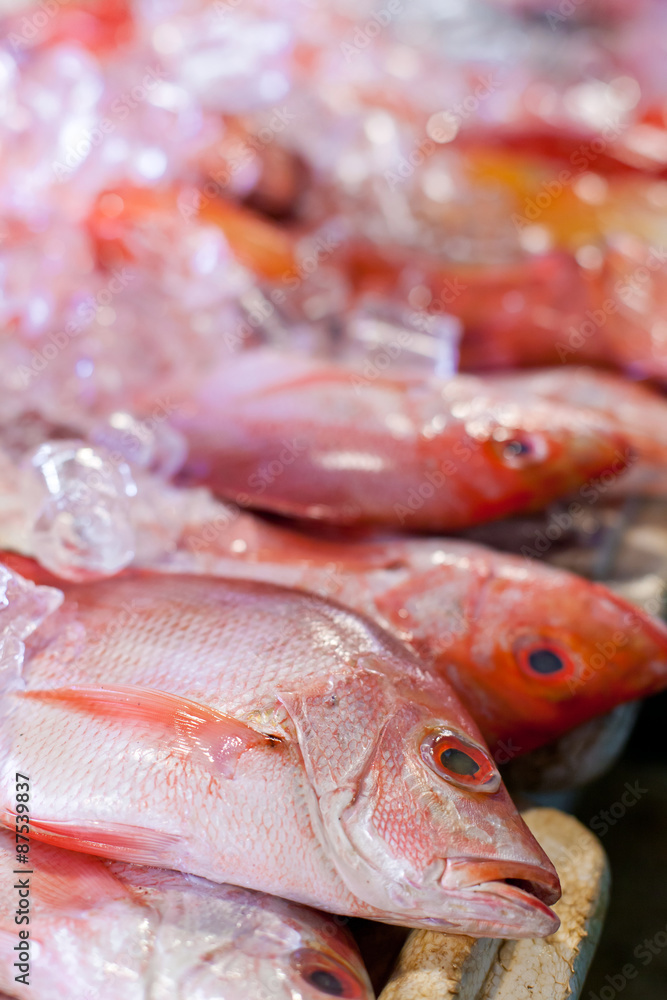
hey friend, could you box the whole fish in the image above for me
[8,506,667,763]
[0,569,560,938]
[149,348,629,531]
[143,522,667,760]
[0,830,375,1000]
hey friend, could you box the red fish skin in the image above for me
[0,571,560,938]
[147,348,631,531]
[453,117,667,181]
[136,523,667,758]
[487,366,667,494]
[348,243,608,373]
[8,514,667,762]
[0,0,134,55]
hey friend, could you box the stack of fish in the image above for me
[1,0,667,997]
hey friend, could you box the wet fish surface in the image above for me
[0,828,375,999]
[0,567,560,938]
[154,349,630,531]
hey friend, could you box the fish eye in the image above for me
[504,439,532,458]
[491,430,547,468]
[515,639,576,682]
[291,948,367,998]
[421,730,500,793]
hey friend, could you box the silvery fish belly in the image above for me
[0,566,560,938]
[0,829,375,1000]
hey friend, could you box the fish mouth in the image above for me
[442,857,560,904]
[450,879,560,938]
[431,858,561,939]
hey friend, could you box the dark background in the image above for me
[577,689,667,999]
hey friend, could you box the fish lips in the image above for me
[431,857,561,939]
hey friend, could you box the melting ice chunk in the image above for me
[0,563,63,692]
[24,440,136,582]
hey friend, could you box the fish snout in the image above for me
[572,422,631,478]
[437,856,562,938]
[441,857,561,906]
[575,584,667,705]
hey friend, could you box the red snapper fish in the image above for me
[149,348,629,531]
[53,508,665,760]
[0,830,375,1000]
[165,525,667,758]
[0,568,560,938]
[8,505,667,763]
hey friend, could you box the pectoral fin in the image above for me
[23,685,274,778]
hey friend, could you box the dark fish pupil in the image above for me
[528,648,564,674]
[440,747,480,776]
[504,439,530,457]
[306,969,346,996]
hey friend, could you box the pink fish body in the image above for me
[0,830,375,1000]
[155,349,629,530]
[0,569,559,938]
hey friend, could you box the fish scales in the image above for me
[0,569,560,938]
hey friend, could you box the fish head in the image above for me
[187,901,375,1000]
[269,901,376,1000]
[133,874,375,1000]
[456,554,667,755]
[443,386,631,520]
[281,659,560,938]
